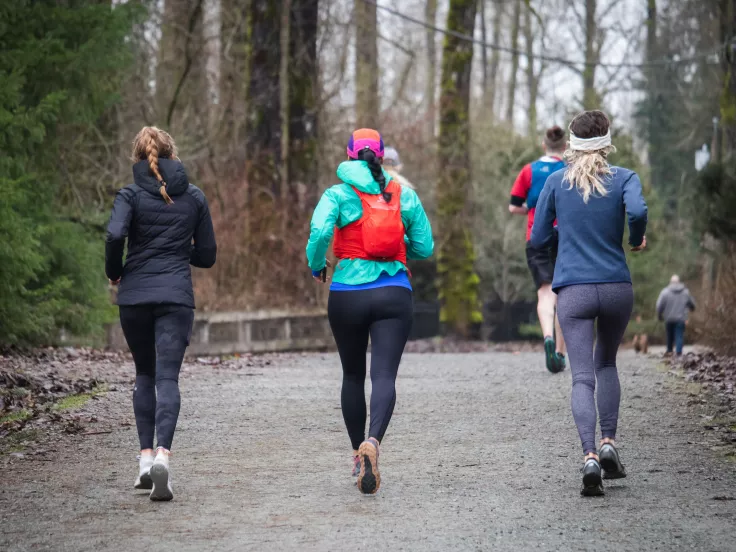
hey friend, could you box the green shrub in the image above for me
[0,1,139,346]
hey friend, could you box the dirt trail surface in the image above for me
[2,351,735,552]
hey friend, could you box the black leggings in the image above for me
[119,304,194,451]
[328,286,413,451]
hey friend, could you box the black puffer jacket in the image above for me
[105,158,217,308]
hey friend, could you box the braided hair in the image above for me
[131,126,178,205]
[358,147,391,203]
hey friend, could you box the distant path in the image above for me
[1,350,735,551]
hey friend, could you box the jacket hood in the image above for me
[133,158,190,198]
[336,160,393,193]
[668,282,686,293]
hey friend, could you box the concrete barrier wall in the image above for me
[107,309,333,355]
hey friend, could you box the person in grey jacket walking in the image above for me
[656,275,695,356]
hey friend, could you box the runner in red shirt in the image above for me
[509,126,567,372]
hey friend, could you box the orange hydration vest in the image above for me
[333,180,407,265]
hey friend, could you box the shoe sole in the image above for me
[134,472,153,490]
[581,483,605,497]
[149,464,173,501]
[556,355,566,371]
[581,470,604,497]
[545,341,562,373]
[357,442,380,495]
[600,448,627,480]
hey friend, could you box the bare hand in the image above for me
[631,236,647,252]
[109,278,121,286]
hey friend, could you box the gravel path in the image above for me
[1,350,735,552]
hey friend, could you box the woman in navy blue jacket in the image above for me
[106,126,216,501]
[531,110,647,497]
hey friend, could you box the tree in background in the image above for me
[355,0,379,128]
[523,1,546,137]
[0,1,139,346]
[504,0,521,124]
[425,0,438,137]
[437,0,482,336]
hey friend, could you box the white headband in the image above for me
[569,129,612,151]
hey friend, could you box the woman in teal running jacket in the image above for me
[306,128,433,495]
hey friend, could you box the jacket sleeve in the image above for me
[687,290,696,310]
[510,164,532,206]
[655,289,666,319]
[306,187,340,271]
[530,178,556,248]
[623,172,648,247]
[190,191,217,268]
[105,188,135,281]
[402,188,434,260]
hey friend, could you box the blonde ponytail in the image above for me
[131,126,178,205]
[563,146,616,203]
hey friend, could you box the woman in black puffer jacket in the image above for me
[105,126,216,501]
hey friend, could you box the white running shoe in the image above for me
[149,448,174,501]
[134,453,154,489]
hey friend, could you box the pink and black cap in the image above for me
[347,128,384,159]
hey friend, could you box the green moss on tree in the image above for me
[436,0,482,337]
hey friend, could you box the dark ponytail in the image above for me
[358,147,391,203]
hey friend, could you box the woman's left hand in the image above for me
[109,278,121,286]
[630,236,647,252]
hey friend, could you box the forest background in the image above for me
[2,0,736,352]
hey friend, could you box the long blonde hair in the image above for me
[563,111,615,203]
[131,126,178,205]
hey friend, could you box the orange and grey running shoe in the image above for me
[352,454,360,482]
[357,438,380,495]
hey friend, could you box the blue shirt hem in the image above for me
[329,271,412,292]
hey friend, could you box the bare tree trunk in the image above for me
[437,0,481,337]
[288,0,319,208]
[355,0,379,128]
[246,0,282,196]
[505,0,521,124]
[524,4,537,137]
[479,0,488,99]
[487,1,502,117]
[645,0,662,176]
[279,0,292,200]
[157,0,205,128]
[425,0,438,137]
[721,0,736,159]
[203,0,222,111]
[582,0,599,110]
[220,0,249,149]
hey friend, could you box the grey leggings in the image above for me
[557,283,634,455]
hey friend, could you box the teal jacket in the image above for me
[306,161,434,285]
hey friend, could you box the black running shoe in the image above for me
[599,443,627,479]
[545,337,563,373]
[580,458,604,497]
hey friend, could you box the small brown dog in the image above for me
[632,334,649,354]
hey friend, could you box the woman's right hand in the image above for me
[631,236,647,252]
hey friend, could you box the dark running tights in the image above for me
[556,283,634,455]
[119,304,194,451]
[328,286,413,451]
